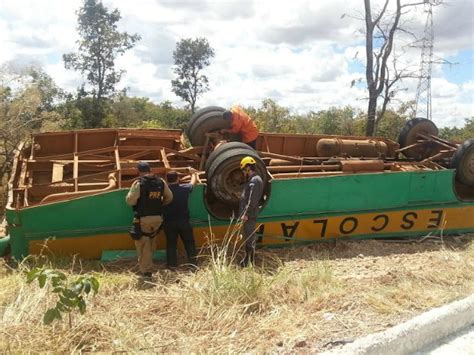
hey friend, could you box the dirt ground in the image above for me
[273,236,474,351]
[0,235,473,352]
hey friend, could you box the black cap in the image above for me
[166,171,179,183]
[137,161,151,172]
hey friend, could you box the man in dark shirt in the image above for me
[239,156,264,266]
[163,170,198,269]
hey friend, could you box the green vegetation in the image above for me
[171,38,215,113]
[63,0,140,128]
[26,268,99,326]
[0,238,472,352]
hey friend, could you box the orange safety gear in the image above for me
[229,106,259,143]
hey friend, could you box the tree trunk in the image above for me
[366,97,377,136]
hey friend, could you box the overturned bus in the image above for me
[1,106,473,259]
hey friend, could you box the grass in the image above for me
[0,236,473,352]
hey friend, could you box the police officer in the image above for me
[126,162,173,277]
[239,156,264,266]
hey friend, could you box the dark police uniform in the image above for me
[239,173,264,265]
[163,183,197,268]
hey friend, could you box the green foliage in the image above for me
[26,268,99,325]
[246,98,291,133]
[375,110,407,140]
[0,64,63,193]
[171,38,215,112]
[63,0,140,127]
[439,118,474,141]
[64,0,140,100]
[246,99,366,136]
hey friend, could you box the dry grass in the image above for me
[0,235,473,353]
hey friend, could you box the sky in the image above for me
[0,0,473,128]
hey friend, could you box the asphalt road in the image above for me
[417,324,474,354]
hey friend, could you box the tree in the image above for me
[0,64,62,206]
[63,0,140,127]
[363,0,442,136]
[246,99,290,133]
[439,118,474,142]
[171,38,215,113]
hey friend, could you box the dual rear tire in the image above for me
[204,142,270,219]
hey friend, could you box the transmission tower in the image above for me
[414,1,434,120]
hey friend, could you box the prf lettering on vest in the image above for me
[148,191,162,199]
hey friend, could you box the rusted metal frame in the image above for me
[120,167,195,176]
[114,147,121,188]
[18,158,29,206]
[118,131,181,139]
[302,137,310,157]
[427,134,458,148]
[199,135,211,172]
[259,151,312,164]
[421,149,454,164]
[267,165,340,173]
[29,136,36,160]
[119,146,171,151]
[40,173,117,204]
[30,169,119,188]
[35,147,116,161]
[395,142,424,153]
[282,136,287,153]
[162,147,201,161]
[417,133,458,151]
[73,154,79,192]
[119,150,152,161]
[179,146,204,156]
[73,133,79,192]
[29,182,113,196]
[263,134,271,152]
[160,148,170,169]
[43,159,114,164]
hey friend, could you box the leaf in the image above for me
[83,281,91,294]
[72,282,84,294]
[59,295,75,308]
[43,308,61,325]
[38,274,47,288]
[63,289,77,299]
[90,277,100,294]
[26,268,41,283]
[78,298,86,314]
[57,301,70,313]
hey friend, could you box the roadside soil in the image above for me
[0,235,473,352]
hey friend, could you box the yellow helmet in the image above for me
[240,156,256,170]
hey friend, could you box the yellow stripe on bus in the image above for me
[29,205,474,259]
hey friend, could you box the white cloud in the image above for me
[0,0,472,128]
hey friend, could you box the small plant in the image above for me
[26,268,99,326]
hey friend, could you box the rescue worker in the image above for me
[239,156,264,266]
[163,170,199,270]
[221,105,259,149]
[126,162,173,278]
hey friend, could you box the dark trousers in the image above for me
[246,140,257,149]
[242,218,258,265]
[164,220,197,267]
